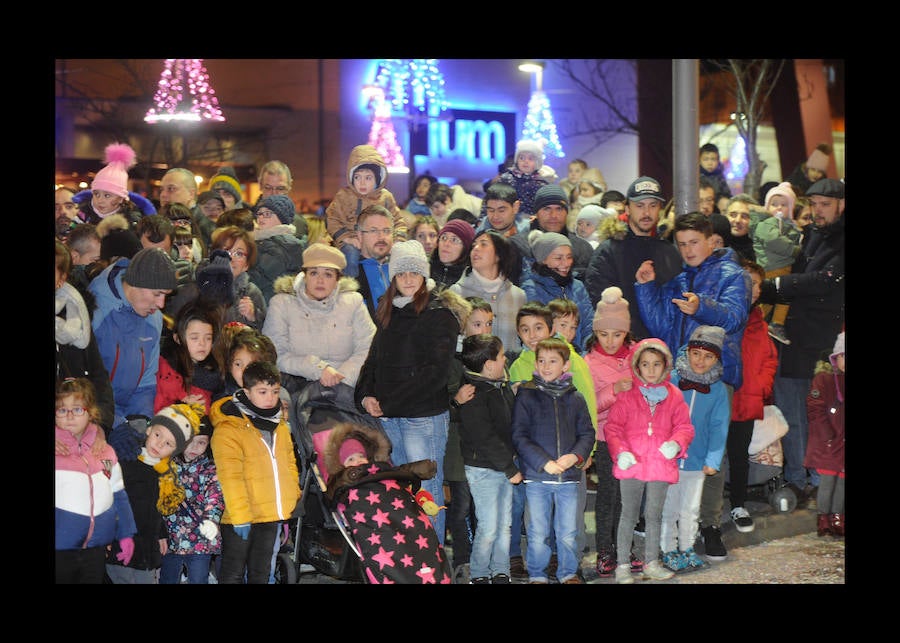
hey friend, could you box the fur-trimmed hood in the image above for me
[433,286,472,329]
[272,273,360,297]
[322,421,391,477]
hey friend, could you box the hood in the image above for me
[272,273,360,297]
[346,144,388,190]
[434,287,473,329]
[322,421,391,477]
[631,337,673,386]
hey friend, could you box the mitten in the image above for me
[199,519,219,541]
[234,523,251,540]
[758,278,777,305]
[116,537,134,566]
[107,418,145,462]
[659,440,680,460]
[617,451,637,470]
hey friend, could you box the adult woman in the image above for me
[264,243,376,397]
[355,240,471,545]
[429,218,474,292]
[449,230,526,360]
[208,225,267,329]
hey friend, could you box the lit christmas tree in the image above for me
[145,59,225,123]
[521,90,564,159]
[363,85,406,170]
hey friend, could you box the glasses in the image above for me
[227,249,248,260]
[262,185,289,194]
[359,227,392,236]
[256,210,276,219]
[174,241,193,247]
[56,406,86,418]
[438,233,463,245]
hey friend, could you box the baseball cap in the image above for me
[626,176,665,203]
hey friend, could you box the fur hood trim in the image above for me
[434,287,473,329]
[322,421,391,477]
[272,273,360,296]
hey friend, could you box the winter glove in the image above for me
[234,524,251,540]
[116,537,135,566]
[617,451,637,471]
[199,519,219,541]
[659,440,680,460]
[107,416,147,462]
[758,278,777,306]
[173,258,195,287]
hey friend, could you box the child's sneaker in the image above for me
[768,323,791,345]
[679,547,709,572]
[642,560,675,581]
[595,548,617,577]
[615,563,634,584]
[731,506,755,533]
[661,549,686,572]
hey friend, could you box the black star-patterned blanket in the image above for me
[333,462,452,584]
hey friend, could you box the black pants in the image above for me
[56,545,108,584]
[726,419,754,509]
[218,522,279,584]
[593,441,621,552]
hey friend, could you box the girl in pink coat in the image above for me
[604,338,694,584]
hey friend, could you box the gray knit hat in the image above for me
[257,194,296,225]
[532,184,569,212]
[389,239,430,281]
[123,247,177,290]
[688,325,725,359]
[529,231,571,264]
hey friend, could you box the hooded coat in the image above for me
[804,354,845,474]
[325,144,406,249]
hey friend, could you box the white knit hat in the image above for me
[515,139,544,170]
[389,239,430,281]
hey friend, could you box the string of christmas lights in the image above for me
[521,90,564,160]
[145,59,225,123]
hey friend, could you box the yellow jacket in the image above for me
[209,395,301,525]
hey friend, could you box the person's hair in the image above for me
[535,336,570,363]
[56,377,100,425]
[466,296,493,317]
[698,176,717,194]
[411,215,440,240]
[173,226,193,250]
[136,214,175,244]
[547,298,579,324]
[410,173,435,200]
[242,359,281,389]
[793,196,811,221]
[424,182,453,207]
[741,258,766,282]
[56,239,71,280]
[170,298,223,393]
[568,158,588,171]
[584,327,635,352]
[66,223,100,256]
[461,333,504,372]
[357,204,392,229]
[213,324,276,372]
[211,225,258,267]
[216,207,256,231]
[374,273,430,328]
[484,181,519,205]
[726,193,759,210]
[516,301,553,329]
[258,160,292,187]
[160,202,193,222]
[446,208,478,226]
[674,211,713,237]
[600,191,626,208]
[699,142,720,158]
[472,230,517,280]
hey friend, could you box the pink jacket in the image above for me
[584,341,635,442]
[603,338,695,484]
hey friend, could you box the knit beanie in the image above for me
[688,325,725,359]
[593,286,631,332]
[439,219,476,253]
[831,331,845,360]
[389,239,430,280]
[529,231,571,264]
[100,227,142,261]
[764,181,797,216]
[198,190,226,210]
[806,148,829,172]
[576,204,609,227]
[151,403,201,456]
[123,247,177,290]
[209,169,243,203]
[515,139,544,171]
[338,438,366,465]
[258,194,296,225]
[532,184,569,213]
[91,143,137,198]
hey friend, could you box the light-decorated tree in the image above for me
[144,59,225,123]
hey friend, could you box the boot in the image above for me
[829,513,844,538]
[816,513,833,537]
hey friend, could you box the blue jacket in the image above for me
[510,376,595,483]
[635,247,750,389]
[89,258,164,423]
[670,369,730,472]
[520,268,595,353]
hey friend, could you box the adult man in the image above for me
[511,184,593,282]
[762,178,845,505]
[159,167,216,250]
[476,182,528,285]
[585,176,682,340]
[354,205,395,319]
[89,247,177,425]
[722,193,758,263]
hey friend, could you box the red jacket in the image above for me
[804,367,845,474]
[731,306,778,422]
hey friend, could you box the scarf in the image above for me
[533,261,573,287]
[233,389,281,433]
[138,449,185,516]
[531,372,574,398]
[674,350,723,394]
[55,282,92,349]
[639,383,669,406]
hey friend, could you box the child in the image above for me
[663,326,730,572]
[159,415,224,584]
[786,143,831,195]
[510,337,595,584]
[155,298,225,414]
[405,173,435,216]
[558,158,588,198]
[604,338,694,584]
[457,333,521,584]
[575,204,614,249]
[583,286,641,577]
[752,182,800,345]
[106,402,203,584]
[600,190,627,219]
[805,330,845,538]
[443,297,493,581]
[325,144,406,275]
[209,360,301,583]
[322,422,452,584]
[217,323,277,397]
[493,139,553,221]
[698,142,732,214]
[56,378,137,584]
[548,297,579,347]
[566,167,606,232]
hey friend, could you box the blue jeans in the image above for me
[465,465,513,579]
[381,413,449,545]
[340,244,362,278]
[524,482,580,583]
[159,553,213,584]
[510,478,526,558]
[774,374,820,489]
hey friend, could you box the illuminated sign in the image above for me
[411,109,515,172]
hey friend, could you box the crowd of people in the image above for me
[55,139,845,584]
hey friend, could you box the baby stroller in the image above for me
[724,405,798,513]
